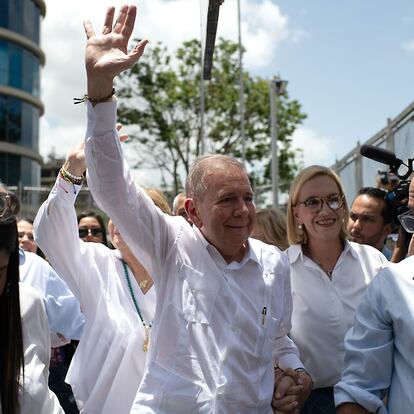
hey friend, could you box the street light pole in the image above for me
[237,0,246,163]
[269,79,278,207]
[269,76,288,208]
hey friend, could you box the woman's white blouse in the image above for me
[34,178,156,414]
[287,241,388,388]
[19,283,63,414]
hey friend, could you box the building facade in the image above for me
[0,0,45,186]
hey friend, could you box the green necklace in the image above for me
[121,260,152,352]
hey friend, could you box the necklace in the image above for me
[121,260,152,352]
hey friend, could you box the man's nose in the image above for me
[351,217,362,230]
[234,199,249,216]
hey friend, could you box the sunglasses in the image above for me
[0,193,11,218]
[78,227,104,238]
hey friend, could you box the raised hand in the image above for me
[64,124,128,177]
[83,5,148,101]
[63,140,87,177]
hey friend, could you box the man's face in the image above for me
[188,165,255,263]
[348,194,391,250]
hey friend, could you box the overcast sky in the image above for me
[40,0,414,186]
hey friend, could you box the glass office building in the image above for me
[0,0,45,186]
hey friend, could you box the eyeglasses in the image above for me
[78,228,104,238]
[296,194,344,212]
[0,193,11,218]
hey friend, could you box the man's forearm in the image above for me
[337,402,371,414]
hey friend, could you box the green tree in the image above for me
[117,38,306,195]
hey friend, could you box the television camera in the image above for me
[360,145,414,232]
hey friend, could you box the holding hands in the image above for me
[272,368,312,413]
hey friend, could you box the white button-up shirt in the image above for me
[34,177,156,414]
[85,100,302,413]
[287,242,387,388]
[335,256,414,413]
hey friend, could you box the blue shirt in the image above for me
[334,255,414,413]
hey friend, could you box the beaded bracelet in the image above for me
[73,88,115,105]
[59,167,83,185]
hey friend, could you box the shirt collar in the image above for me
[344,240,361,260]
[192,226,260,268]
[287,239,357,264]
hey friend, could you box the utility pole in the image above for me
[237,0,246,163]
[269,76,287,207]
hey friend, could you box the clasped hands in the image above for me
[272,367,312,414]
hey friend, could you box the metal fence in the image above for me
[9,185,100,220]
[331,100,414,204]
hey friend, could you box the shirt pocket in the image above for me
[179,263,219,325]
[255,315,279,360]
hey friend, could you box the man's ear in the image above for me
[383,223,392,237]
[185,198,202,228]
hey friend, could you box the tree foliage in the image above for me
[117,38,306,195]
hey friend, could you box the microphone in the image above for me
[360,145,402,168]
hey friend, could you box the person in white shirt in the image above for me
[334,256,414,414]
[0,211,63,414]
[19,249,85,342]
[335,178,414,414]
[285,165,388,413]
[81,5,311,413]
[34,138,168,413]
[0,182,85,344]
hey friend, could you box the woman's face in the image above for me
[17,220,37,253]
[293,175,345,244]
[0,248,10,296]
[78,216,105,244]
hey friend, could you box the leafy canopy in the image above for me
[117,38,306,196]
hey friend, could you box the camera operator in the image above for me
[334,178,414,413]
[388,178,414,262]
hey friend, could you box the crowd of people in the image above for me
[1,4,414,414]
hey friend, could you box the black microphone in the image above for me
[360,145,402,168]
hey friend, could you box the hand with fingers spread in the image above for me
[83,5,148,101]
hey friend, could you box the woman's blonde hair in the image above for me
[144,188,171,215]
[286,165,349,245]
[254,208,288,250]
